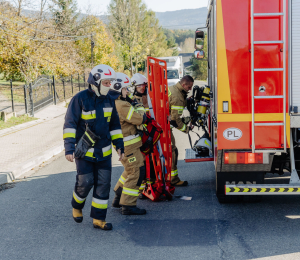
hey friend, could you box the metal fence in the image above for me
[0,73,87,117]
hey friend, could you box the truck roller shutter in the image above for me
[292,1,300,110]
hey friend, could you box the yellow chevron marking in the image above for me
[288,188,294,192]
[279,188,285,192]
[297,188,300,192]
[251,188,257,192]
[226,187,231,193]
[243,188,249,192]
[269,188,276,192]
[234,187,240,192]
[260,188,266,192]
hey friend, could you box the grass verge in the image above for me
[0,115,38,130]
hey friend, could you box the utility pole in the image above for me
[91,34,95,67]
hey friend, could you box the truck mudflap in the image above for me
[185,148,214,163]
[226,185,300,195]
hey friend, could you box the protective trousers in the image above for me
[171,130,181,184]
[114,147,145,206]
[72,158,112,220]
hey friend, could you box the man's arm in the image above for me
[110,103,124,156]
[118,102,146,126]
[63,95,81,161]
[169,95,189,133]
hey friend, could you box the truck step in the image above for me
[226,184,300,195]
[185,148,214,163]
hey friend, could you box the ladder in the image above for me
[251,0,287,153]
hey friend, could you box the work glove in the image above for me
[74,125,100,159]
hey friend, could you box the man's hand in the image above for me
[117,149,125,161]
[189,122,194,131]
[66,153,74,162]
[167,115,171,121]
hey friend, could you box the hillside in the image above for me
[155,8,207,29]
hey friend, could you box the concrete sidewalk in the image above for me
[0,103,68,184]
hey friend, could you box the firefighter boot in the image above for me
[72,208,83,223]
[122,206,147,215]
[139,193,147,200]
[93,219,113,230]
[174,181,188,186]
[112,193,121,208]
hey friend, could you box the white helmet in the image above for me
[131,73,148,87]
[87,64,116,88]
[110,73,131,93]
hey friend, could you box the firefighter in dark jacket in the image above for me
[168,75,194,186]
[63,64,124,230]
[110,72,149,215]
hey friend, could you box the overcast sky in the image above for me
[77,0,209,15]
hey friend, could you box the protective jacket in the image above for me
[129,89,149,114]
[63,88,124,162]
[115,98,145,151]
[168,81,189,133]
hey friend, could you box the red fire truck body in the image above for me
[186,0,300,202]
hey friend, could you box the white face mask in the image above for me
[100,86,110,96]
[91,85,100,97]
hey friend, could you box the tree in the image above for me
[75,15,122,71]
[50,0,79,34]
[108,0,173,75]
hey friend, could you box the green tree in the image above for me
[50,0,79,34]
[108,0,173,75]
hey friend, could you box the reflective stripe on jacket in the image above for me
[63,88,124,162]
[115,98,145,151]
[168,81,189,133]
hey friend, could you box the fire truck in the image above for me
[185,0,300,203]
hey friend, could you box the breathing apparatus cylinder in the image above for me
[197,85,211,116]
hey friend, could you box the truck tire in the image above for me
[216,171,264,204]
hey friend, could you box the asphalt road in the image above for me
[1,82,300,260]
[2,144,300,259]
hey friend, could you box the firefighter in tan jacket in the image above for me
[130,73,149,114]
[169,75,194,186]
[109,73,149,215]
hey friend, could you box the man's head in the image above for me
[180,75,194,92]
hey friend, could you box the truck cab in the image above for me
[157,56,183,86]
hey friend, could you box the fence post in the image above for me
[23,85,28,114]
[78,73,80,91]
[71,75,73,96]
[62,79,66,100]
[84,74,86,89]
[52,75,57,105]
[10,79,15,113]
[29,83,34,117]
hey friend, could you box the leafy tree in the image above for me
[75,16,122,70]
[108,0,173,75]
[50,0,79,34]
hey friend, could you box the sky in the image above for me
[76,0,209,15]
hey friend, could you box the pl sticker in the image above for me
[223,128,242,141]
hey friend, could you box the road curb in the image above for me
[0,144,64,185]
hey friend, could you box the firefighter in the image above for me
[64,64,124,231]
[110,72,149,215]
[168,75,194,186]
[130,73,149,113]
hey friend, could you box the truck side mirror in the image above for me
[194,50,205,60]
[195,30,204,50]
